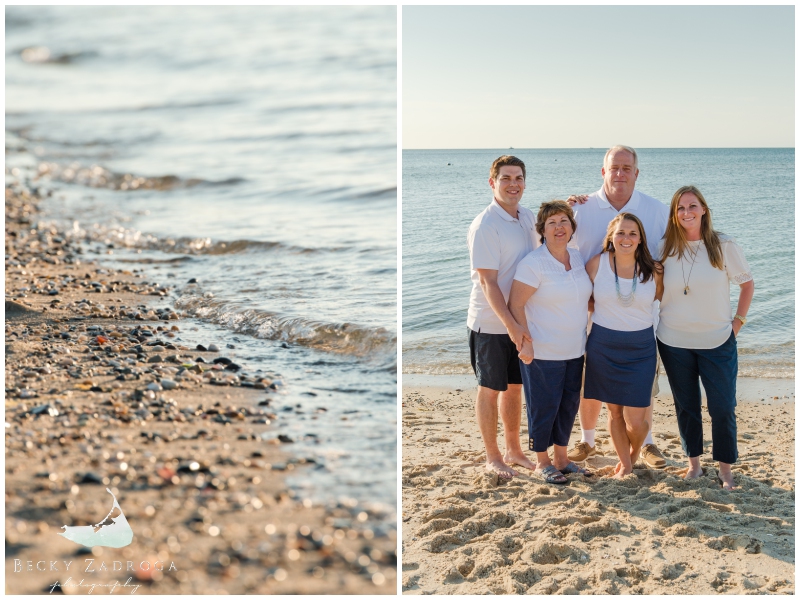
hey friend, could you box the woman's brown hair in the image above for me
[535,200,577,245]
[660,185,723,270]
[602,212,657,283]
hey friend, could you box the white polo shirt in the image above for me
[513,245,593,360]
[467,199,539,334]
[570,188,669,264]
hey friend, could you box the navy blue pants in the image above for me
[657,333,738,464]
[519,356,584,453]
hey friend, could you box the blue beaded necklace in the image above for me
[612,254,637,307]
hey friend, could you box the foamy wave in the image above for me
[34,160,242,191]
[175,293,396,368]
[69,222,348,256]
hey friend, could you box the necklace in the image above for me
[612,254,637,307]
[680,243,699,295]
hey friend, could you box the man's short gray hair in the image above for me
[604,145,638,170]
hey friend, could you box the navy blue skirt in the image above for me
[584,323,656,408]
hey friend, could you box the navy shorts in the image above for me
[469,328,523,391]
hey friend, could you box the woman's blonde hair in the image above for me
[535,200,576,244]
[602,212,657,283]
[661,185,723,270]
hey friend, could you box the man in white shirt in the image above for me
[467,155,540,479]
[567,145,670,469]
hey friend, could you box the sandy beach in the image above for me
[5,185,396,594]
[401,373,794,595]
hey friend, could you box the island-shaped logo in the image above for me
[59,488,133,548]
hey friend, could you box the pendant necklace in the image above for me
[612,254,637,307]
[680,243,699,295]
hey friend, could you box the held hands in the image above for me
[508,322,532,352]
[566,194,589,207]
[518,339,534,365]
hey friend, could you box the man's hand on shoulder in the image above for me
[566,194,589,207]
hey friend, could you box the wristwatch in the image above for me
[734,314,747,325]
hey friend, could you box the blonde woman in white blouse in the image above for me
[657,186,754,490]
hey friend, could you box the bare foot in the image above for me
[684,466,703,480]
[486,458,517,479]
[612,462,632,479]
[718,468,737,490]
[504,452,537,471]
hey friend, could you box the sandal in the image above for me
[537,465,568,485]
[560,461,593,476]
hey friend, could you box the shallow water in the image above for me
[403,148,794,379]
[6,6,397,507]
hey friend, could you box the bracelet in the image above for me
[734,314,747,325]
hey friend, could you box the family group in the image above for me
[467,146,754,489]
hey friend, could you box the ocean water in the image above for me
[6,6,397,507]
[403,148,794,379]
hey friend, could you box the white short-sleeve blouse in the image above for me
[657,235,752,349]
[514,244,593,360]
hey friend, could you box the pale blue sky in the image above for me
[403,6,794,148]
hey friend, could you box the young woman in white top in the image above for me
[508,201,593,484]
[657,186,754,490]
[584,213,663,478]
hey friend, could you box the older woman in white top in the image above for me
[508,201,593,484]
[657,186,754,490]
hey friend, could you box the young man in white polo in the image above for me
[567,145,670,469]
[467,155,540,479]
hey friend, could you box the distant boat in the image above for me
[509,147,514,149]
[59,488,133,548]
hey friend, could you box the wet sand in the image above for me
[5,185,396,594]
[401,374,794,595]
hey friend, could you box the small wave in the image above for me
[112,256,194,265]
[35,161,244,191]
[73,223,284,255]
[174,293,396,365]
[356,186,396,199]
[72,222,351,257]
[6,127,160,150]
[133,99,241,112]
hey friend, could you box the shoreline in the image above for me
[401,373,795,594]
[5,184,396,594]
[403,373,796,404]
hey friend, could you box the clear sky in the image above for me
[403,6,794,148]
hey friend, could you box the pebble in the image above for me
[208,344,219,352]
[146,383,163,392]
[30,404,58,417]
[160,379,178,390]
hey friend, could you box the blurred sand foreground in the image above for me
[5,187,396,594]
[402,374,794,594]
